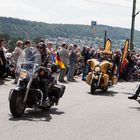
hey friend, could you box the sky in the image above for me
[0,0,140,31]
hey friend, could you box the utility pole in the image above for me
[130,0,136,50]
[104,30,107,49]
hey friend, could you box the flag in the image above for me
[121,39,129,64]
[55,53,65,69]
[120,39,129,73]
[104,39,111,52]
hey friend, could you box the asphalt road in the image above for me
[0,77,140,140]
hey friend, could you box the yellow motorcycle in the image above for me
[86,58,118,94]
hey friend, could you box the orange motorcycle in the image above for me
[86,58,118,94]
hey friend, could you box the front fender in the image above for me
[9,86,26,101]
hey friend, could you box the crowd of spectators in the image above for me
[0,37,140,85]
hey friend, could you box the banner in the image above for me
[104,39,111,52]
[120,39,129,73]
[121,39,129,64]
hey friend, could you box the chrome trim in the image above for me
[97,73,102,87]
[29,89,43,105]
[23,77,33,103]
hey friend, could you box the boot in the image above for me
[128,95,137,100]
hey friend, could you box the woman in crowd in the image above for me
[12,40,23,84]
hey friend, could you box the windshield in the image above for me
[17,47,41,66]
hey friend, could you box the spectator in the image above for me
[0,38,6,84]
[126,51,135,81]
[12,40,23,65]
[24,40,31,48]
[47,41,56,64]
[113,50,121,78]
[12,40,23,84]
[58,43,69,82]
[81,46,91,81]
[67,44,78,81]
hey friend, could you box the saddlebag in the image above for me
[50,84,65,98]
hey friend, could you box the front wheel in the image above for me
[91,79,98,94]
[9,91,26,117]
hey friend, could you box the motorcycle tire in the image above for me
[91,79,97,94]
[9,91,26,117]
[101,87,108,92]
[40,105,51,111]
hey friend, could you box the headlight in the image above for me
[94,66,101,72]
[20,70,28,79]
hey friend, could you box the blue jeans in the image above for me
[82,64,89,80]
[67,62,76,80]
[59,66,67,81]
[127,67,133,80]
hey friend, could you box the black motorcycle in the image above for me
[3,53,15,78]
[9,47,65,117]
[133,65,140,81]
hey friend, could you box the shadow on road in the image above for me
[129,107,140,111]
[9,108,65,122]
[121,92,132,95]
[87,90,118,97]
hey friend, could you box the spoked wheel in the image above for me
[9,91,26,117]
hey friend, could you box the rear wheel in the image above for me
[9,91,26,117]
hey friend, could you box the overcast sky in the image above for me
[0,0,140,30]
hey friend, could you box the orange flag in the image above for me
[104,39,111,52]
[121,39,129,64]
[120,39,129,73]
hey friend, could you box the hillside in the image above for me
[0,17,139,49]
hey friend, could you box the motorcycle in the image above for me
[86,58,118,94]
[133,65,140,81]
[3,53,15,78]
[9,47,65,117]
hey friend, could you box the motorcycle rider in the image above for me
[0,38,6,83]
[99,50,113,62]
[37,43,52,106]
[99,50,117,80]
[128,85,140,100]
